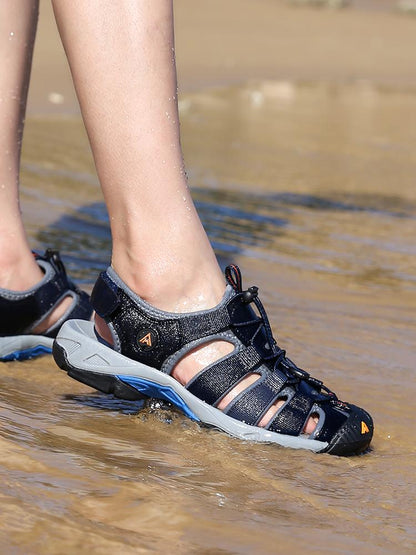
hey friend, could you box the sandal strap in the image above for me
[267,382,317,436]
[180,309,231,342]
[90,271,120,318]
[223,369,288,425]
[312,404,348,443]
[92,271,233,368]
[0,250,84,336]
[93,272,231,338]
[186,345,262,405]
[43,289,92,338]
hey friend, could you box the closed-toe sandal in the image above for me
[0,249,92,361]
[53,264,373,456]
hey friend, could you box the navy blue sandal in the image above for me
[0,249,92,361]
[53,264,373,455]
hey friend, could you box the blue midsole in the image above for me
[117,374,200,422]
[0,345,52,362]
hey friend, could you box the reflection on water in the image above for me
[34,185,416,291]
[1,81,415,553]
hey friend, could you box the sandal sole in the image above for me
[0,335,53,361]
[54,319,331,453]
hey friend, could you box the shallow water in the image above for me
[1,81,415,553]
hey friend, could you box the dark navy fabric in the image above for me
[267,381,317,435]
[224,369,288,425]
[91,265,357,446]
[227,295,272,358]
[0,293,39,336]
[314,404,348,443]
[91,275,233,370]
[0,250,92,337]
[181,308,230,341]
[91,272,120,318]
[186,346,262,405]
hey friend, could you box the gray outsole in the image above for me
[54,319,329,453]
[0,335,53,359]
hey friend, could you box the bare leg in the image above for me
[52,0,316,433]
[0,0,72,332]
[0,0,41,291]
[52,0,224,310]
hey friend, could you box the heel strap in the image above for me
[91,270,236,371]
[0,250,88,336]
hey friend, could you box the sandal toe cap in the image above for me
[325,404,374,456]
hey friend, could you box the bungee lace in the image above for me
[225,264,338,402]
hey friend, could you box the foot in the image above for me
[170,340,319,434]
[57,264,374,455]
[0,250,73,334]
[95,267,319,435]
[0,249,92,361]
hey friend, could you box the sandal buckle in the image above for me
[242,286,258,303]
[291,366,310,380]
[45,248,67,277]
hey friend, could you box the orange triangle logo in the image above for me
[139,333,152,347]
[361,421,370,434]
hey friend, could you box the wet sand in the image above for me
[1,1,415,553]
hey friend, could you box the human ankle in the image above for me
[0,249,44,291]
[111,252,225,314]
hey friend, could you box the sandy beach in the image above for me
[1,1,415,553]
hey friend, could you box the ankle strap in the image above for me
[0,250,76,335]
